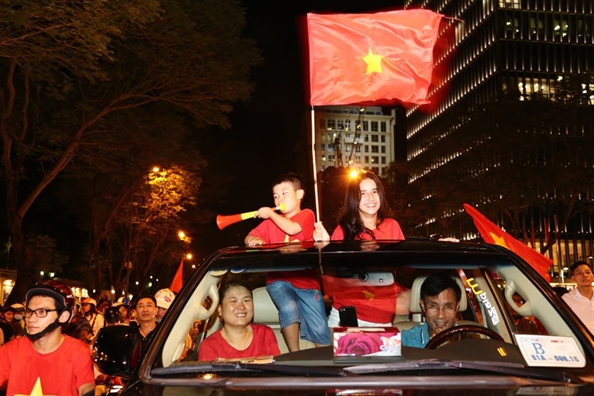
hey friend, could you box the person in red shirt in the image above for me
[315,171,405,242]
[0,282,95,396]
[314,171,408,327]
[244,172,330,352]
[198,281,280,361]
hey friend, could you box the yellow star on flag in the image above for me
[362,48,383,74]
[16,377,52,396]
[362,289,375,300]
[490,233,509,249]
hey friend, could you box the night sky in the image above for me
[210,1,405,247]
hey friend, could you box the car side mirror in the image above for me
[92,324,141,378]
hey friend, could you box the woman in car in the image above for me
[198,281,280,361]
[313,171,408,327]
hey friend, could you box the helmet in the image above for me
[155,288,175,310]
[25,282,75,340]
[25,282,75,317]
[10,303,25,311]
[43,280,76,309]
[81,297,97,306]
[112,296,129,308]
[103,306,122,324]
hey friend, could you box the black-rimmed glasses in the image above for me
[23,308,59,318]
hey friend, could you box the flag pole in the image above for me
[310,106,321,223]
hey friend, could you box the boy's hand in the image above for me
[255,206,277,219]
[246,236,265,246]
[313,222,330,242]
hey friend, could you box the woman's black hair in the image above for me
[219,281,252,300]
[337,171,393,241]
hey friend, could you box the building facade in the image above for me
[314,106,396,176]
[402,0,594,276]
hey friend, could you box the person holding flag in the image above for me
[314,171,408,327]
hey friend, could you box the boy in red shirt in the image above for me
[245,172,330,351]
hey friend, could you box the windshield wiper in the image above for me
[152,362,346,377]
[344,359,584,384]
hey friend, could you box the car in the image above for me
[93,238,594,395]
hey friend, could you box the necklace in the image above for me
[222,327,251,350]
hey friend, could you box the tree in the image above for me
[26,233,69,280]
[0,0,261,304]
[119,166,199,294]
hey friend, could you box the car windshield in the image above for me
[142,240,594,384]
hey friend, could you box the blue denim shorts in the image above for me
[266,281,330,345]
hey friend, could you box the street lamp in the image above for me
[348,169,361,179]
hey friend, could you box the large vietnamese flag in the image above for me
[307,9,444,106]
[464,204,552,281]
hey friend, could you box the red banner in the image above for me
[306,9,443,106]
[463,204,552,281]
[170,259,184,294]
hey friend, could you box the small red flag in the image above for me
[306,9,444,106]
[463,204,552,282]
[170,259,184,294]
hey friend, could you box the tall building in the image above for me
[314,106,396,176]
[402,0,594,275]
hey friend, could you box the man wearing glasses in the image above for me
[0,283,95,396]
[401,273,462,348]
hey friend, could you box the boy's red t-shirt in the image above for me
[248,209,320,290]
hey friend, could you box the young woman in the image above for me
[314,171,407,327]
[316,171,404,241]
[198,281,280,361]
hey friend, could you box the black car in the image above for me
[93,239,594,395]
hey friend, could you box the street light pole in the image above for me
[124,261,133,297]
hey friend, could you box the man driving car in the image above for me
[400,272,461,348]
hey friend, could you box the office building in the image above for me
[314,106,396,176]
[402,0,594,273]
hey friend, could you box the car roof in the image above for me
[203,239,527,273]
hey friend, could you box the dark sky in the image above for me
[208,1,405,246]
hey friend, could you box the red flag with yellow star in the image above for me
[464,203,552,281]
[306,9,443,106]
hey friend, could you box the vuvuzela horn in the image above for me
[216,203,286,230]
